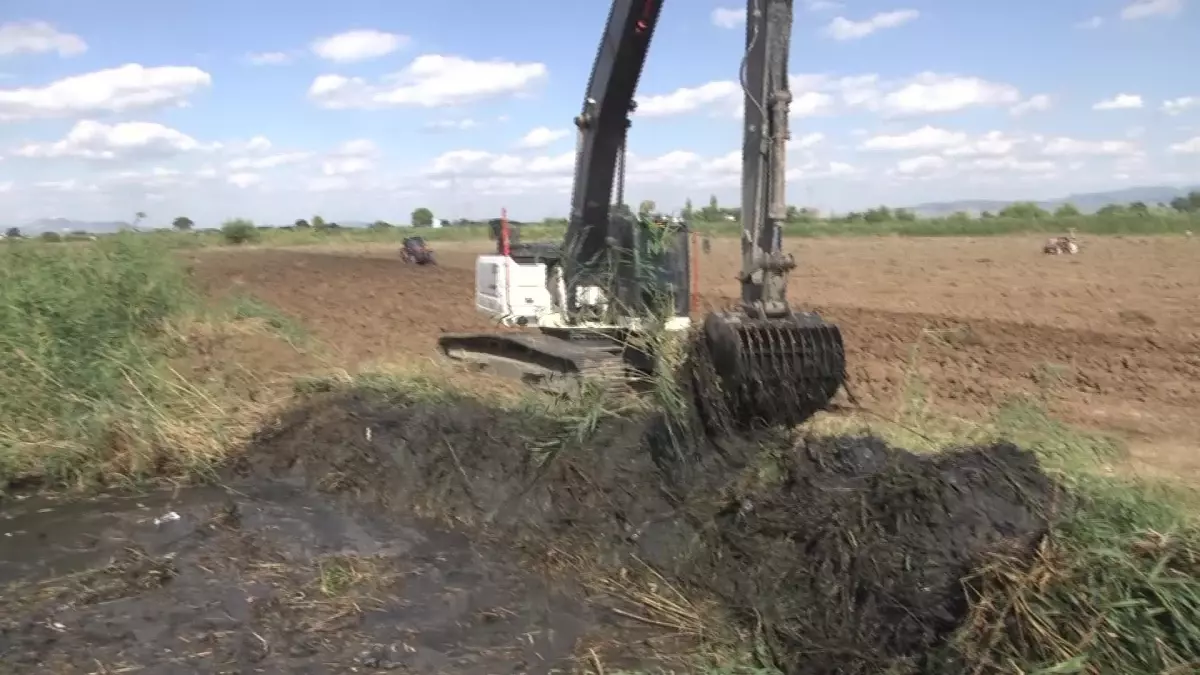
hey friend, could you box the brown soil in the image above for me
[186,236,1200,479]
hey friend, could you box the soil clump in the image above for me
[239,387,1060,673]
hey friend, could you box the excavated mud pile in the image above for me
[241,389,1058,674]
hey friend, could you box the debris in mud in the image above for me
[244,388,1061,674]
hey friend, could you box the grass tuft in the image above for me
[0,235,280,491]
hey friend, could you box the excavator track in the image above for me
[437,331,635,396]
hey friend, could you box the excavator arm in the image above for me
[565,0,663,288]
[439,0,846,433]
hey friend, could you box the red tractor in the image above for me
[400,236,436,265]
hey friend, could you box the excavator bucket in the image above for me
[689,310,846,434]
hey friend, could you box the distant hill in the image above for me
[907,185,1200,217]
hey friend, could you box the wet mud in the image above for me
[3,385,1060,673]
[0,483,623,674]
[231,388,1059,674]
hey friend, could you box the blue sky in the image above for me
[0,0,1197,227]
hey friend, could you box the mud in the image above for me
[233,388,1059,674]
[0,482,633,674]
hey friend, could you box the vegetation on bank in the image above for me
[0,234,270,489]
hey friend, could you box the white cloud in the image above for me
[789,132,825,149]
[308,54,547,108]
[227,172,262,188]
[420,144,853,196]
[1093,93,1143,110]
[311,29,408,63]
[227,152,310,170]
[1168,136,1200,153]
[104,166,189,190]
[943,131,1023,157]
[316,138,379,175]
[824,10,920,40]
[878,72,1020,115]
[245,135,272,152]
[0,64,212,121]
[1010,94,1051,115]
[14,120,216,160]
[322,157,373,175]
[34,179,97,193]
[516,126,569,149]
[1075,16,1104,29]
[246,51,293,66]
[1162,96,1198,115]
[639,78,834,119]
[0,21,86,57]
[637,80,740,117]
[333,139,378,156]
[1041,137,1139,156]
[1120,0,1183,20]
[860,126,967,151]
[791,91,836,116]
[894,155,947,175]
[968,157,1056,174]
[424,118,478,131]
[711,8,745,29]
[788,160,857,180]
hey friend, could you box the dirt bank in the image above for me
[238,387,1060,674]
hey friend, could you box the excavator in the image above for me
[437,0,846,432]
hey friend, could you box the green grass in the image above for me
[0,234,264,490]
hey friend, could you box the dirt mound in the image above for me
[239,389,1058,673]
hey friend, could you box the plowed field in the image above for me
[187,235,1200,478]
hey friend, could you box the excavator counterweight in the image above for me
[437,0,846,434]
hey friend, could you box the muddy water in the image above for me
[0,482,601,674]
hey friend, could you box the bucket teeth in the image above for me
[690,311,846,433]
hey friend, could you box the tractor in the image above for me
[400,236,436,265]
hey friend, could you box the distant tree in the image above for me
[1096,204,1127,217]
[173,216,194,231]
[863,205,892,223]
[948,211,972,222]
[40,231,62,242]
[894,208,917,221]
[998,201,1049,219]
[294,218,311,228]
[699,194,721,221]
[370,220,392,229]
[682,197,694,221]
[411,207,434,227]
[980,210,994,219]
[311,215,326,229]
[4,227,20,238]
[1128,201,1150,215]
[637,199,656,217]
[132,211,147,229]
[221,218,259,244]
[1053,203,1081,218]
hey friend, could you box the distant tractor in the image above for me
[400,236,436,265]
[1043,228,1080,255]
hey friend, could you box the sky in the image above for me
[0,0,1197,227]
